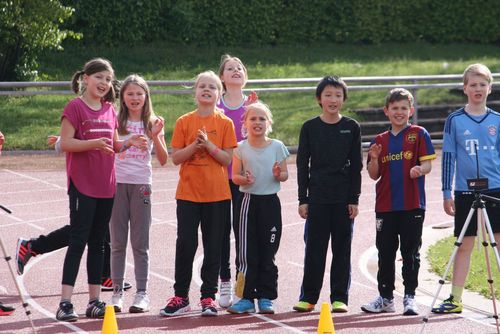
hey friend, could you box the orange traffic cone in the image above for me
[317,302,335,334]
[101,305,118,334]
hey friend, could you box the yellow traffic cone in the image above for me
[102,305,118,334]
[317,302,335,334]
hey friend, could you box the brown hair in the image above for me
[117,74,154,137]
[385,88,414,108]
[218,54,248,91]
[70,58,118,102]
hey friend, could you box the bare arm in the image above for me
[231,154,254,185]
[410,159,432,178]
[171,142,198,166]
[273,159,289,182]
[60,118,114,154]
[151,116,168,165]
[196,127,232,166]
[367,143,382,180]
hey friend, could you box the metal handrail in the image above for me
[1,74,500,96]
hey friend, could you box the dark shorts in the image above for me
[454,191,500,237]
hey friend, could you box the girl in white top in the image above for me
[228,102,289,315]
[110,74,168,313]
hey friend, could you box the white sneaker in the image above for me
[361,296,395,313]
[129,291,150,313]
[403,294,418,315]
[111,288,124,312]
[218,280,233,308]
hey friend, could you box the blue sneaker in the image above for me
[258,298,274,314]
[227,298,255,314]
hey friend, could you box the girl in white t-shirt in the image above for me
[228,102,289,315]
[110,74,168,313]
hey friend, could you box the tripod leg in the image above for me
[419,205,476,334]
[0,235,37,333]
[479,208,500,333]
[481,207,500,272]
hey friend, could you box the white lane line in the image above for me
[288,260,377,292]
[151,217,177,228]
[2,188,64,195]
[136,261,174,283]
[358,232,496,329]
[358,246,378,286]
[3,169,66,190]
[7,199,67,207]
[19,250,88,334]
[192,255,305,333]
[0,215,66,229]
[0,211,46,231]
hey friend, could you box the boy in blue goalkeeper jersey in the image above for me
[433,64,500,314]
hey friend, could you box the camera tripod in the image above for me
[419,190,500,334]
[0,204,37,333]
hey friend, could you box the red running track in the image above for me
[0,152,497,333]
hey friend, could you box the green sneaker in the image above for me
[431,295,463,314]
[293,301,315,312]
[331,301,348,313]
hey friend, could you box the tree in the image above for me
[0,0,79,81]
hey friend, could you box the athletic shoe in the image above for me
[331,300,348,313]
[56,301,79,322]
[258,298,274,314]
[227,298,255,314]
[0,302,15,316]
[403,294,419,316]
[101,278,132,292]
[111,287,124,313]
[85,299,106,318]
[16,238,34,275]
[159,296,190,317]
[218,280,233,308]
[129,291,150,313]
[293,300,315,312]
[431,295,463,314]
[200,297,218,316]
[361,296,395,313]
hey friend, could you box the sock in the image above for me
[60,298,71,304]
[88,298,97,306]
[451,286,464,301]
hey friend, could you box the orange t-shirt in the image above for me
[171,109,237,202]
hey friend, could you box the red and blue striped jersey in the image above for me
[368,125,436,212]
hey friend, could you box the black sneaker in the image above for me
[159,296,190,317]
[16,238,35,275]
[85,300,106,318]
[200,297,217,316]
[0,302,15,316]
[101,278,132,292]
[56,301,78,322]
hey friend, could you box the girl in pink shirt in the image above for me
[56,58,147,322]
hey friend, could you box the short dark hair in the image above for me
[315,76,348,104]
[384,88,414,108]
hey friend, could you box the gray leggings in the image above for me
[110,183,152,292]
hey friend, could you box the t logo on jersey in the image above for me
[465,139,479,156]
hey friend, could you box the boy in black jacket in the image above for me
[293,76,362,313]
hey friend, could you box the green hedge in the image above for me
[62,0,500,45]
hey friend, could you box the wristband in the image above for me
[209,146,220,156]
[119,139,129,153]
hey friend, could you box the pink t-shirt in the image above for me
[217,95,248,179]
[62,98,117,198]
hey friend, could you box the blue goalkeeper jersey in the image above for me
[442,107,500,199]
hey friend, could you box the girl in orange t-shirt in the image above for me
[160,71,237,317]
